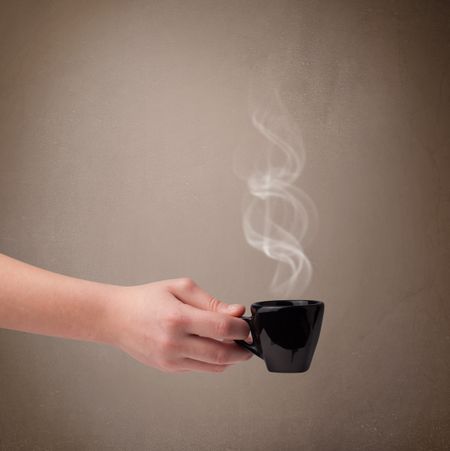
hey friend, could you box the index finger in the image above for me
[181,303,249,340]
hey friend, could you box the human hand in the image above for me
[107,278,252,373]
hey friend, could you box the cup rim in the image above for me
[252,300,323,309]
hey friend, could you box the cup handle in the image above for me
[235,316,262,358]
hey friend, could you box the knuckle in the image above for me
[164,309,185,331]
[208,296,221,312]
[178,277,196,291]
[159,335,176,353]
[159,359,177,373]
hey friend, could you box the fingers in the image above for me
[168,277,245,316]
[179,358,230,374]
[182,335,252,365]
[181,303,249,340]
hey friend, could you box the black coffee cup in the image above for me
[235,300,324,373]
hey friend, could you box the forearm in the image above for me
[0,253,252,373]
[0,253,118,344]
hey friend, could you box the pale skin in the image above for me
[0,253,252,373]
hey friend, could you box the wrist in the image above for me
[96,283,131,347]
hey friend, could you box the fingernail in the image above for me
[227,304,242,311]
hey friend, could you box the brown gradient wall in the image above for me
[0,1,449,450]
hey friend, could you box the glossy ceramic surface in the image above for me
[235,300,324,373]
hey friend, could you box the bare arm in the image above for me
[0,253,251,373]
[0,253,118,343]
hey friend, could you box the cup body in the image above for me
[238,300,324,373]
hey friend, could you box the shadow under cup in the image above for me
[235,300,324,373]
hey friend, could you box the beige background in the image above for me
[0,1,449,450]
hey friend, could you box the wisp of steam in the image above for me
[234,90,317,297]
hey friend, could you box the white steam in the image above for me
[234,90,317,297]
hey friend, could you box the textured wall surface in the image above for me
[0,1,449,450]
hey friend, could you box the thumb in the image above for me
[218,303,246,317]
[168,278,246,316]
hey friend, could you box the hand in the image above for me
[108,278,252,373]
